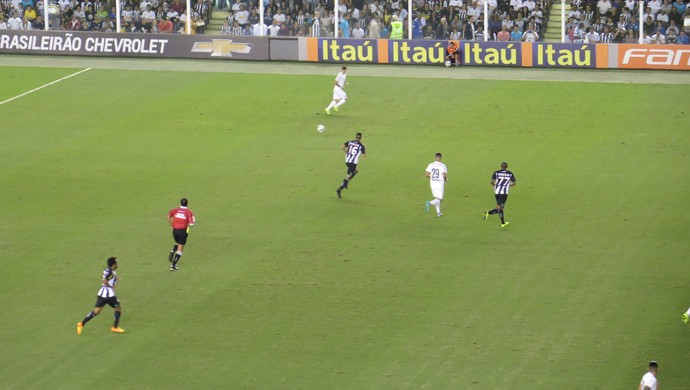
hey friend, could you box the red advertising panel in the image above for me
[617,44,690,70]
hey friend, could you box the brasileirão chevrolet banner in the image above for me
[302,37,689,70]
[0,30,269,60]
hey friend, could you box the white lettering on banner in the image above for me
[0,33,82,51]
[622,48,690,66]
[84,37,167,53]
[0,33,168,54]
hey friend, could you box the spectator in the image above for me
[243,23,253,35]
[24,5,37,21]
[450,25,461,39]
[650,27,666,43]
[423,24,434,38]
[585,26,600,42]
[677,30,689,44]
[340,12,350,37]
[596,0,611,17]
[600,25,613,42]
[510,24,523,40]
[625,28,637,42]
[411,13,424,38]
[352,21,365,37]
[267,19,280,35]
[612,27,626,42]
[159,15,173,33]
[368,14,380,38]
[522,23,539,41]
[235,4,249,26]
[0,16,7,29]
[463,15,476,40]
[436,16,450,39]
[673,0,686,15]
[666,28,678,42]
[32,15,44,29]
[497,24,510,40]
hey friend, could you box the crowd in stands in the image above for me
[217,0,554,41]
[564,0,690,43]
[0,0,688,43]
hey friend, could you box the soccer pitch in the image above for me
[1,62,689,389]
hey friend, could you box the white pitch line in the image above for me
[0,67,92,106]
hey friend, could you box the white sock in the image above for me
[686,307,690,315]
[335,99,347,108]
[435,204,441,214]
[326,101,336,110]
[429,199,440,206]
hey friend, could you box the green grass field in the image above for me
[0,64,688,389]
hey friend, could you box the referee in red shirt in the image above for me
[168,198,195,271]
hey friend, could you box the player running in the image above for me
[425,153,448,217]
[336,132,366,198]
[324,66,348,115]
[77,257,125,335]
[484,161,516,227]
[168,198,195,271]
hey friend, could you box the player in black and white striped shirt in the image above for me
[76,257,126,334]
[484,162,516,227]
[336,132,366,198]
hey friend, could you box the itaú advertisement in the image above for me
[532,43,597,68]
[617,44,690,70]
[305,38,525,65]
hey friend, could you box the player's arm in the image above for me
[167,210,175,227]
[425,169,431,178]
[510,179,516,187]
[341,142,348,152]
[443,172,448,182]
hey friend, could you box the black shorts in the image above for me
[495,194,508,207]
[173,228,189,245]
[95,296,120,308]
[346,163,358,176]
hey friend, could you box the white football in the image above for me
[316,124,326,133]
[445,60,452,67]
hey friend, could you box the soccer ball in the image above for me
[444,60,452,67]
[316,124,326,133]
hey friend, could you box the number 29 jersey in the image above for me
[426,161,447,187]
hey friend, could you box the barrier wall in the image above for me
[1,30,688,70]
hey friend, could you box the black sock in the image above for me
[171,245,178,253]
[339,178,349,190]
[499,211,505,224]
[82,311,96,325]
[489,209,498,215]
[114,311,121,328]
[173,253,181,266]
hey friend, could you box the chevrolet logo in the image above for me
[191,39,253,57]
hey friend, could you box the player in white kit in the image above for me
[324,66,348,115]
[425,153,448,217]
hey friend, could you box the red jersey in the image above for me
[168,206,195,229]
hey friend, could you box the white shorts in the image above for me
[431,185,444,200]
[333,87,347,101]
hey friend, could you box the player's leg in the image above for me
[333,90,347,111]
[334,96,347,111]
[169,243,178,262]
[110,299,125,333]
[498,196,508,226]
[78,303,104,334]
[430,187,443,217]
[172,243,184,269]
[683,307,690,324]
[325,89,339,114]
[171,230,186,270]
